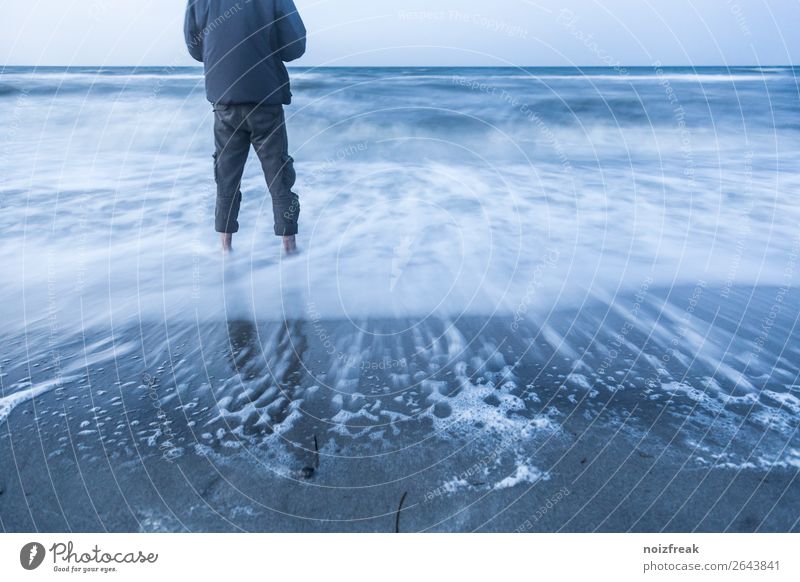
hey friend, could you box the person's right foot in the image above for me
[282,235,298,256]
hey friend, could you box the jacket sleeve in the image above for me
[184,1,205,62]
[275,0,307,62]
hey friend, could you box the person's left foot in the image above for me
[282,235,298,256]
[220,233,233,253]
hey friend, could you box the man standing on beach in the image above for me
[184,0,306,254]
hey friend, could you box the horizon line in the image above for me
[1,63,797,69]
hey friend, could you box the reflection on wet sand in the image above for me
[223,316,316,471]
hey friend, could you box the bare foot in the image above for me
[282,235,298,256]
[220,233,233,252]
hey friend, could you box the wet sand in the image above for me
[1,285,798,532]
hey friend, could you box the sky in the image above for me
[1,0,798,67]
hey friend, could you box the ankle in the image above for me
[282,235,297,254]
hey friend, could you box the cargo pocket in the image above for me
[212,152,219,184]
[281,153,296,189]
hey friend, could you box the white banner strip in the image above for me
[2,533,797,580]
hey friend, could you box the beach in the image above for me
[1,66,799,531]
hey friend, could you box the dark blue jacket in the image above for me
[184,0,306,105]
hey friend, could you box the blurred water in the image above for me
[1,67,799,490]
[1,66,798,329]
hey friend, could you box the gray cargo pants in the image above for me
[212,102,300,236]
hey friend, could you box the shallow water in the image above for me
[2,66,799,327]
[0,67,799,529]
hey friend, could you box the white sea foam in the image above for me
[494,462,549,490]
[0,378,74,426]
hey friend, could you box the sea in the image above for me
[0,66,798,531]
